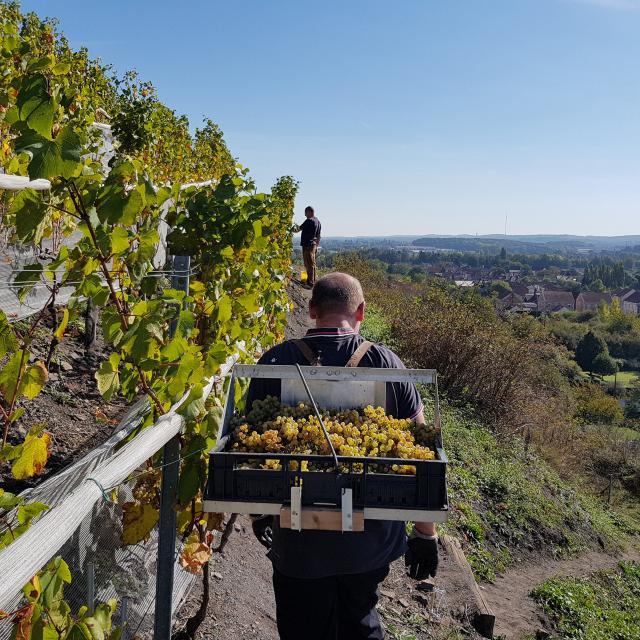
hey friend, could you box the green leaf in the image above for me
[110,227,130,254]
[9,407,25,423]
[54,308,69,340]
[51,62,71,76]
[177,384,205,420]
[26,56,53,73]
[96,184,125,224]
[215,295,232,324]
[16,502,49,525]
[13,263,43,303]
[137,228,159,260]
[84,602,114,640]
[95,353,120,400]
[14,125,82,180]
[121,185,144,225]
[237,292,260,313]
[0,310,18,359]
[21,363,48,400]
[0,351,26,399]
[178,460,202,505]
[0,488,22,511]
[31,623,59,640]
[16,74,54,139]
[66,623,92,640]
[10,189,48,242]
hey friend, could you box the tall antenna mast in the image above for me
[504,213,508,236]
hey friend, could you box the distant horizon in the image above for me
[322,233,640,240]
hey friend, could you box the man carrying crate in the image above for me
[246,272,439,640]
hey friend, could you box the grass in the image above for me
[602,370,639,389]
[360,303,398,349]
[531,561,640,640]
[431,402,640,582]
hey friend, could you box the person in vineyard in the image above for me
[297,205,321,287]
[246,272,438,640]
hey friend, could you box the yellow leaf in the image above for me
[121,502,159,545]
[12,431,51,479]
[54,308,69,340]
[21,362,48,399]
[179,541,212,574]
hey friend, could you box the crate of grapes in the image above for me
[204,364,448,531]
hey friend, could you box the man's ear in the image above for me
[309,300,317,320]
[355,301,365,322]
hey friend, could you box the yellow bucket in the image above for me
[300,270,308,283]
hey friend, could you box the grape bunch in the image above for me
[231,397,436,474]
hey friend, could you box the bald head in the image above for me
[310,272,365,320]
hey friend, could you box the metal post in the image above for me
[153,255,190,640]
[86,562,95,614]
[120,596,129,640]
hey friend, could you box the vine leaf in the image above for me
[52,62,71,76]
[16,74,54,139]
[17,501,49,525]
[0,310,18,358]
[95,353,120,401]
[121,502,159,545]
[215,295,232,324]
[9,189,48,242]
[11,428,51,479]
[179,541,212,574]
[11,603,35,640]
[0,351,26,398]
[0,488,23,511]
[14,125,82,180]
[110,228,129,254]
[54,308,70,340]
[13,263,43,303]
[21,363,48,400]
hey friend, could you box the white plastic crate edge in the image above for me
[0,356,235,610]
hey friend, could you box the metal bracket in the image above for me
[341,488,353,532]
[290,486,302,531]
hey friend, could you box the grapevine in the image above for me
[231,397,436,474]
[0,1,298,635]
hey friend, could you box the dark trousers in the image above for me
[272,565,389,640]
[302,245,317,286]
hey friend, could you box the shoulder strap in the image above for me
[345,340,373,368]
[290,339,320,366]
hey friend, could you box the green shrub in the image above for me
[532,562,640,640]
[574,384,623,425]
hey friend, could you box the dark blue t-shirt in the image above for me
[246,327,423,578]
[300,217,321,247]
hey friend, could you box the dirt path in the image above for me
[483,546,640,639]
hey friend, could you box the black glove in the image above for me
[251,515,273,550]
[405,531,438,580]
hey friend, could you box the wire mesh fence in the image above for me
[0,398,197,639]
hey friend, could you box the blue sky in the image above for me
[21,0,640,237]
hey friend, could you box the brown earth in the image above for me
[0,315,129,493]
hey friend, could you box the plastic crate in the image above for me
[204,364,449,523]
